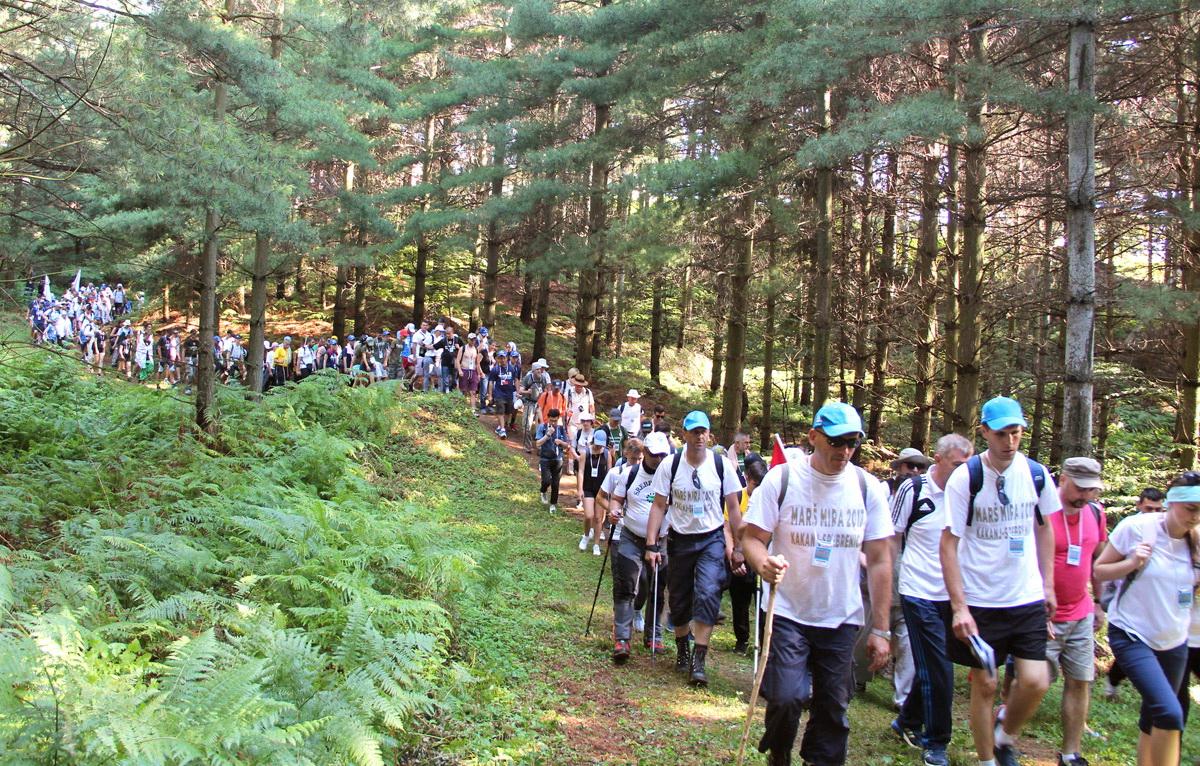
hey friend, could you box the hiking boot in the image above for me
[891,718,922,749]
[922,748,949,766]
[645,638,665,654]
[734,641,748,654]
[993,743,1021,766]
[766,749,791,766]
[674,637,690,673]
[1058,754,1089,766]
[689,644,709,687]
[612,639,631,664]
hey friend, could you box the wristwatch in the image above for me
[645,543,661,552]
[870,628,892,641]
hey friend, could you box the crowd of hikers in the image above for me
[517,377,1200,766]
[23,279,1200,766]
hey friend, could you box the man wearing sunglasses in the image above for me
[644,411,744,687]
[741,402,895,766]
[940,396,1062,766]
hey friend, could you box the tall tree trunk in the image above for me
[591,271,606,361]
[333,263,350,339]
[1062,17,1097,458]
[759,233,779,452]
[196,0,234,433]
[953,25,988,436]
[1176,9,1200,468]
[482,135,505,327]
[721,189,755,442]
[940,39,962,433]
[614,267,627,356]
[812,88,835,408]
[533,276,551,362]
[412,113,437,325]
[910,143,942,451]
[521,268,535,325]
[353,264,367,335]
[293,256,304,296]
[852,157,872,414]
[574,55,612,375]
[650,272,664,384]
[676,262,692,349]
[868,150,898,442]
[710,272,727,394]
[247,232,271,396]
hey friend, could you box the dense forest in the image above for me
[3,0,1200,466]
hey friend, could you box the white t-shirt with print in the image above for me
[612,462,668,539]
[744,456,894,628]
[892,476,949,601]
[567,386,595,421]
[649,450,741,536]
[1109,513,1196,651]
[945,452,1062,608]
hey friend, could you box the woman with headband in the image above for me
[1094,471,1200,766]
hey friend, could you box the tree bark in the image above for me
[721,188,755,443]
[676,262,692,349]
[352,264,367,336]
[868,150,897,442]
[953,25,988,436]
[332,263,350,339]
[910,144,942,451]
[710,271,727,394]
[852,156,872,414]
[195,0,233,433]
[1061,17,1097,458]
[482,135,505,327]
[812,88,835,408]
[247,232,271,396]
[940,39,962,433]
[650,272,664,384]
[759,232,778,452]
[412,113,437,325]
[574,97,610,376]
[614,266,626,356]
[533,276,551,362]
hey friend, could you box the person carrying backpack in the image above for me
[741,402,894,766]
[644,410,743,687]
[940,396,1062,766]
[535,408,570,514]
[889,433,973,766]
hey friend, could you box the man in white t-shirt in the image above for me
[644,411,743,687]
[741,401,894,766]
[607,435,670,662]
[619,389,643,435]
[410,321,434,391]
[890,433,973,766]
[940,396,1062,766]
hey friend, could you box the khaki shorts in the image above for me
[1047,613,1096,682]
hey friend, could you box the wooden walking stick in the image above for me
[736,586,778,766]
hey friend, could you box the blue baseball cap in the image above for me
[812,402,865,437]
[980,396,1027,430]
[682,411,711,432]
[593,430,608,446]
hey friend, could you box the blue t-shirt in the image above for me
[536,423,566,460]
[490,364,518,396]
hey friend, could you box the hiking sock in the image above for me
[978,761,996,766]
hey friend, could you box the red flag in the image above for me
[770,433,787,468]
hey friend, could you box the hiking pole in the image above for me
[650,560,659,665]
[752,576,761,676]
[584,522,615,637]
[736,586,778,766]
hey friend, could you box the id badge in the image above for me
[1066,544,1082,567]
[1179,587,1194,611]
[691,501,706,519]
[590,464,599,478]
[1008,537,1025,559]
[813,538,833,568]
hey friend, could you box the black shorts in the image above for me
[947,600,1048,668]
[493,398,513,415]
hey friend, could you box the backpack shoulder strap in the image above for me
[966,454,984,527]
[856,466,868,505]
[667,451,683,507]
[778,461,792,507]
[1028,459,1047,525]
[624,462,641,495]
[1087,500,1104,530]
[712,448,725,488]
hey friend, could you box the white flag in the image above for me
[42,274,52,300]
[71,269,81,292]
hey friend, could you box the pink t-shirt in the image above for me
[1051,502,1108,622]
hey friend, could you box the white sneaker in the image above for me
[599,530,606,541]
[587,529,594,540]
[634,613,645,632]
[540,491,549,504]
[549,504,557,514]
[592,544,601,556]
[579,535,589,551]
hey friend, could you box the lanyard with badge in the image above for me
[806,461,834,568]
[993,465,1025,559]
[1064,511,1083,567]
[690,467,707,518]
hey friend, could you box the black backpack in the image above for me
[898,475,937,551]
[776,460,869,507]
[965,455,1047,526]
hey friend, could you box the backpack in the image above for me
[1102,518,1200,611]
[536,423,566,460]
[666,449,727,509]
[899,475,938,551]
[965,454,1047,526]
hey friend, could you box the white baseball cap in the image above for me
[644,431,671,455]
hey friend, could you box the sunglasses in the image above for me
[996,475,1010,508]
[692,470,702,490]
[823,433,862,450]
